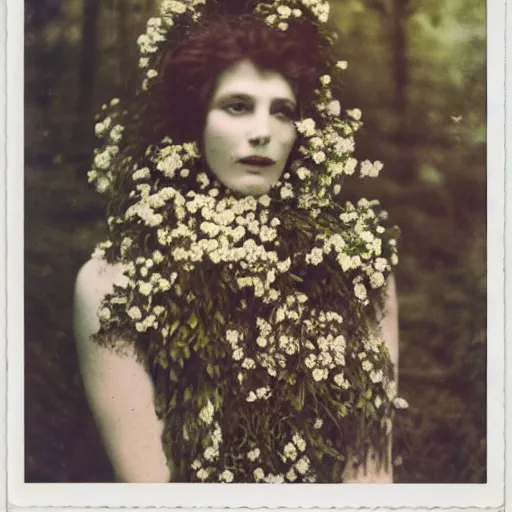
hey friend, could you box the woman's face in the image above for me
[203,60,297,196]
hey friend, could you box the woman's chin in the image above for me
[229,178,274,197]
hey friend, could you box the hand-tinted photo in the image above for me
[25,0,486,483]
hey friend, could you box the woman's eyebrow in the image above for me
[214,93,253,104]
[272,97,297,108]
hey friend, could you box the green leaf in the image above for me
[214,311,226,325]
[169,320,180,337]
[187,313,198,329]
[289,273,304,283]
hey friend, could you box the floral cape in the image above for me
[88,0,408,483]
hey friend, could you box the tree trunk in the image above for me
[76,0,100,153]
[390,0,408,118]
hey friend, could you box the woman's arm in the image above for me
[342,274,399,483]
[73,259,171,483]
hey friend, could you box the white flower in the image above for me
[304,353,317,369]
[313,151,326,164]
[277,5,292,17]
[258,194,271,207]
[370,271,385,289]
[344,157,358,175]
[292,433,306,451]
[265,473,285,484]
[393,397,409,409]
[360,159,383,178]
[292,8,302,17]
[327,100,341,116]
[386,381,397,399]
[196,468,209,481]
[220,469,234,483]
[374,396,382,409]
[159,278,171,291]
[265,14,277,25]
[253,467,265,481]
[256,386,271,399]
[280,183,294,199]
[191,459,201,470]
[336,60,348,70]
[370,369,384,383]
[354,283,367,300]
[138,281,153,296]
[283,442,298,461]
[296,118,316,137]
[232,348,244,361]
[313,418,323,429]
[312,368,325,382]
[286,468,297,482]
[320,74,331,85]
[128,306,142,320]
[295,456,310,475]
[242,358,256,370]
[247,448,261,461]
[375,257,388,272]
[309,136,324,149]
[93,151,112,170]
[199,399,214,425]
[133,167,150,181]
[204,446,218,461]
[256,336,267,348]
[333,372,346,387]
[163,0,187,14]
[306,247,323,265]
[246,391,257,402]
[226,329,240,346]
[362,360,374,372]
[296,167,311,180]
[277,21,289,31]
[347,108,362,121]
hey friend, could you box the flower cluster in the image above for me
[88,98,124,193]
[256,0,330,30]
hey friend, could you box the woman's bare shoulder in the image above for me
[73,259,130,340]
[75,258,129,300]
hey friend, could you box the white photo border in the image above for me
[6,0,507,510]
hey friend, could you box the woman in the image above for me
[74,0,405,483]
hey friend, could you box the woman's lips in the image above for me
[239,156,275,167]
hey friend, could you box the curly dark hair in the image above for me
[140,6,331,147]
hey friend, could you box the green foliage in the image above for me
[25,0,485,483]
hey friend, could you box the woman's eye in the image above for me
[274,105,297,121]
[223,102,251,115]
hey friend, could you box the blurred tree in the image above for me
[77,0,100,151]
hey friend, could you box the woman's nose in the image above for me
[248,112,271,147]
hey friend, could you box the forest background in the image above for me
[24,0,486,483]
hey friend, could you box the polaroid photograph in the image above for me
[6,0,506,510]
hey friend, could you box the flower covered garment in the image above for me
[88,0,407,483]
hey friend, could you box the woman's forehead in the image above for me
[211,60,296,103]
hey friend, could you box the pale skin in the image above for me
[74,60,399,483]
